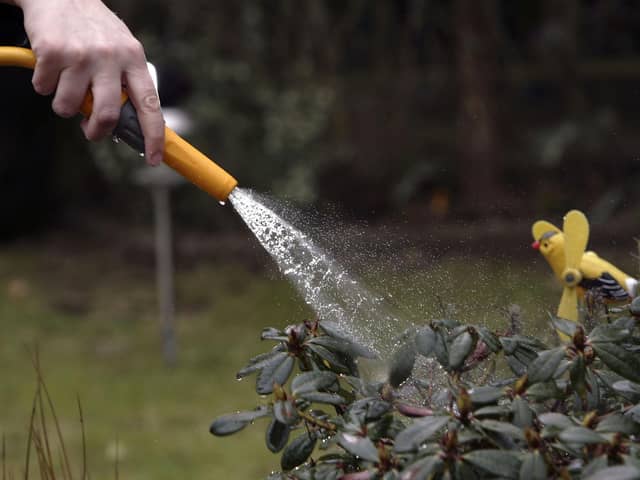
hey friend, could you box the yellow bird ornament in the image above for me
[531,209,638,324]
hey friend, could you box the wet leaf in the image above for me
[292,371,338,396]
[589,325,631,343]
[236,348,286,379]
[394,416,450,453]
[551,317,579,338]
[512,395,533,428]
[350,398,392,421]
[476,326,501,353]
[395,403,434,418]
[478,419,525,440]
[298,391,346,406]
[415,326,437,357]
[388,340,416,387]
[448,331,475,370]
[266,418,290,453]
[527,347,566,385]
[262,327,288,341]
[308,335,377,360]
[583,466,640,480]
[434,330,449,368]
[558,426,605,445]
[400,455,443,480]
[274,399,299,425]
[469,386,504,405]
[525,381,562,401]
[463,450,521,478]
[338,433,379,463]
[257,353,295,394]
[307,343,350,373]
[281,432,317,471]
[570,354,587,397]
[319,321,378,359]
[596,413,640,435]
[519,451,547,480]
[209,406,269,436]
[538,412,574,429]
[593,342,640,383]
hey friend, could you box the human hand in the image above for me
[15,0,164,165]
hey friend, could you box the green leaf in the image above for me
[613,380,640,396]
[262,327,288,341]
[415,326,437,357]
[308,335,377,360]
[469,386,504,405]
[319,321,378,359]
[527,347,566,385]
[625,404,640,423]
[474,405,511,417]
[512,396,533,428]
[593,342,640,383]
[209,406,269,436]
[538,412,574,429]
[463,450,521,479]
[448,331,476,370]
[274,400,299,425]
[338,433,379,463]
[298,391,346,406]
[570,354,587,397]
[292,371,338,396]
[434,330,449,368]
[525,381,562,401]
[589,325,631,343]
[596,413,640,435]
[476,326,501,353]
[551,317,579,338]
[583,466,640,480]
[257,353,295,394]
[519,451,547,480]
[281,432,317,471]
[388,341,416,387]
[265,418,290,453]
[236,348,285,379]
[307,343,350,373]
[558,426,605,445]
[400,455,443,480]
[478,419,525,440]
[394,416,450,453]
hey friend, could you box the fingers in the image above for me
[81,70,122,141]
[124,66,165,166]
[51,66,91,118]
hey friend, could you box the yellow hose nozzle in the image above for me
[0,46,238,202]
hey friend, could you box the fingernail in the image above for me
[150,152,163,166]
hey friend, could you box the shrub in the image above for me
[211,297,640,479]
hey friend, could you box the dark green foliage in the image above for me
[211,306,640,478]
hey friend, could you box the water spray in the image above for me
[0,47,238,202]
[0,47,408,359]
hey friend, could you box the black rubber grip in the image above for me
[113,100,145,154]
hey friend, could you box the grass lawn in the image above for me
[0,234,634,478]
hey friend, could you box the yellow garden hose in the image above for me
[0,47,238,202]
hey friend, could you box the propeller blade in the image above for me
[558,286,578,322]
[532,220,560,242]
[563,210,589,270]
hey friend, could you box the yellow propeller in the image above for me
[557,210,589,323]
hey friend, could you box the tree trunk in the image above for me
[455,0,506,215]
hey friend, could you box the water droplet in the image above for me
[112,135,120,144]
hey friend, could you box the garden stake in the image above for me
[531,209,638,335]
[0,46,238,202]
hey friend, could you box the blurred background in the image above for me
[1,0,639,478]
